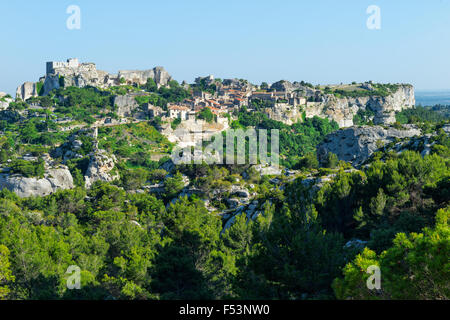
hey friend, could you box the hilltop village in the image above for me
[13,58,415,130]
[0,58,425,200]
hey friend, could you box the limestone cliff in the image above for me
[113,94,140,117]
[118,67,172,87]
[267,81,415,127]
[43,62,112,95]
[16,82,38,101]
[16,58,174,99]
[317,125,421,166]
[305,85,415,127]
[264,103,303,125]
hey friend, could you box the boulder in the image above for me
[317,125,421,167]
[230,185,250,198]
[0,167,74,198]
[226,198,240,208]
[84,149,120,189]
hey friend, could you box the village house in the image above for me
[144,104,165,118]
[168,104,190,120]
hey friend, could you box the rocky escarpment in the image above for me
[0,167,74,198]
[113,93,141,117]
[16,58,173,100]
[42,62,111,96]
[264,103,303,125]
[317,125,421,166]
[268,81,415,127]
[307,85,415,127]
[118,67,172,87]
[16,82,38,101]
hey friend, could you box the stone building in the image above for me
[168,105,190,120]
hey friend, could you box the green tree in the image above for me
[145,78,157,92]
[164,172,185,200]
[197,107,215,123]
[334,207,450,300]
[122,168,149,190]
[324,152,339,169]
[0,245,14,299]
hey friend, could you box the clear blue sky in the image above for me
[1,0,449,95]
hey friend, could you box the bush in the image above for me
[324,152,339,169]
[197,107,215,123]
[10,158,45,178]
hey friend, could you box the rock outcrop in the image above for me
[264,103,303,125]
[118,67,172,87]
[43,60,112,95]
[304,85,415,127]
[265,81,415,127]
[317,125,421,166]
[84,149,120,189]
[16,82,38,100]
[0,167,74,198]
[23,58,175,96]
[113,94,140,117]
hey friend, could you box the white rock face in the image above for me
[43,62,110,95]
[113,94,140,117]
[84,149,120,189]
[317,125,421,166]
[118,67,172,87]
[266,83,415,127]
[305,85,415,127]
[16,82,38,100]
[0,168,74,198]
[41,59,173,95]
[46,168,75,191]
[264,103,303,125]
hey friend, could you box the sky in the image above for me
[0,0,450,95]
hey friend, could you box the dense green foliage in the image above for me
[53,86,115,124]
[0,141,448,300]
[396,105,450,125]
[232,108,339,168]
[9,158,45,178]
[196,107,215,123]
[353,108,375,126]
[0,84,448,301]
[333,207,449,299]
